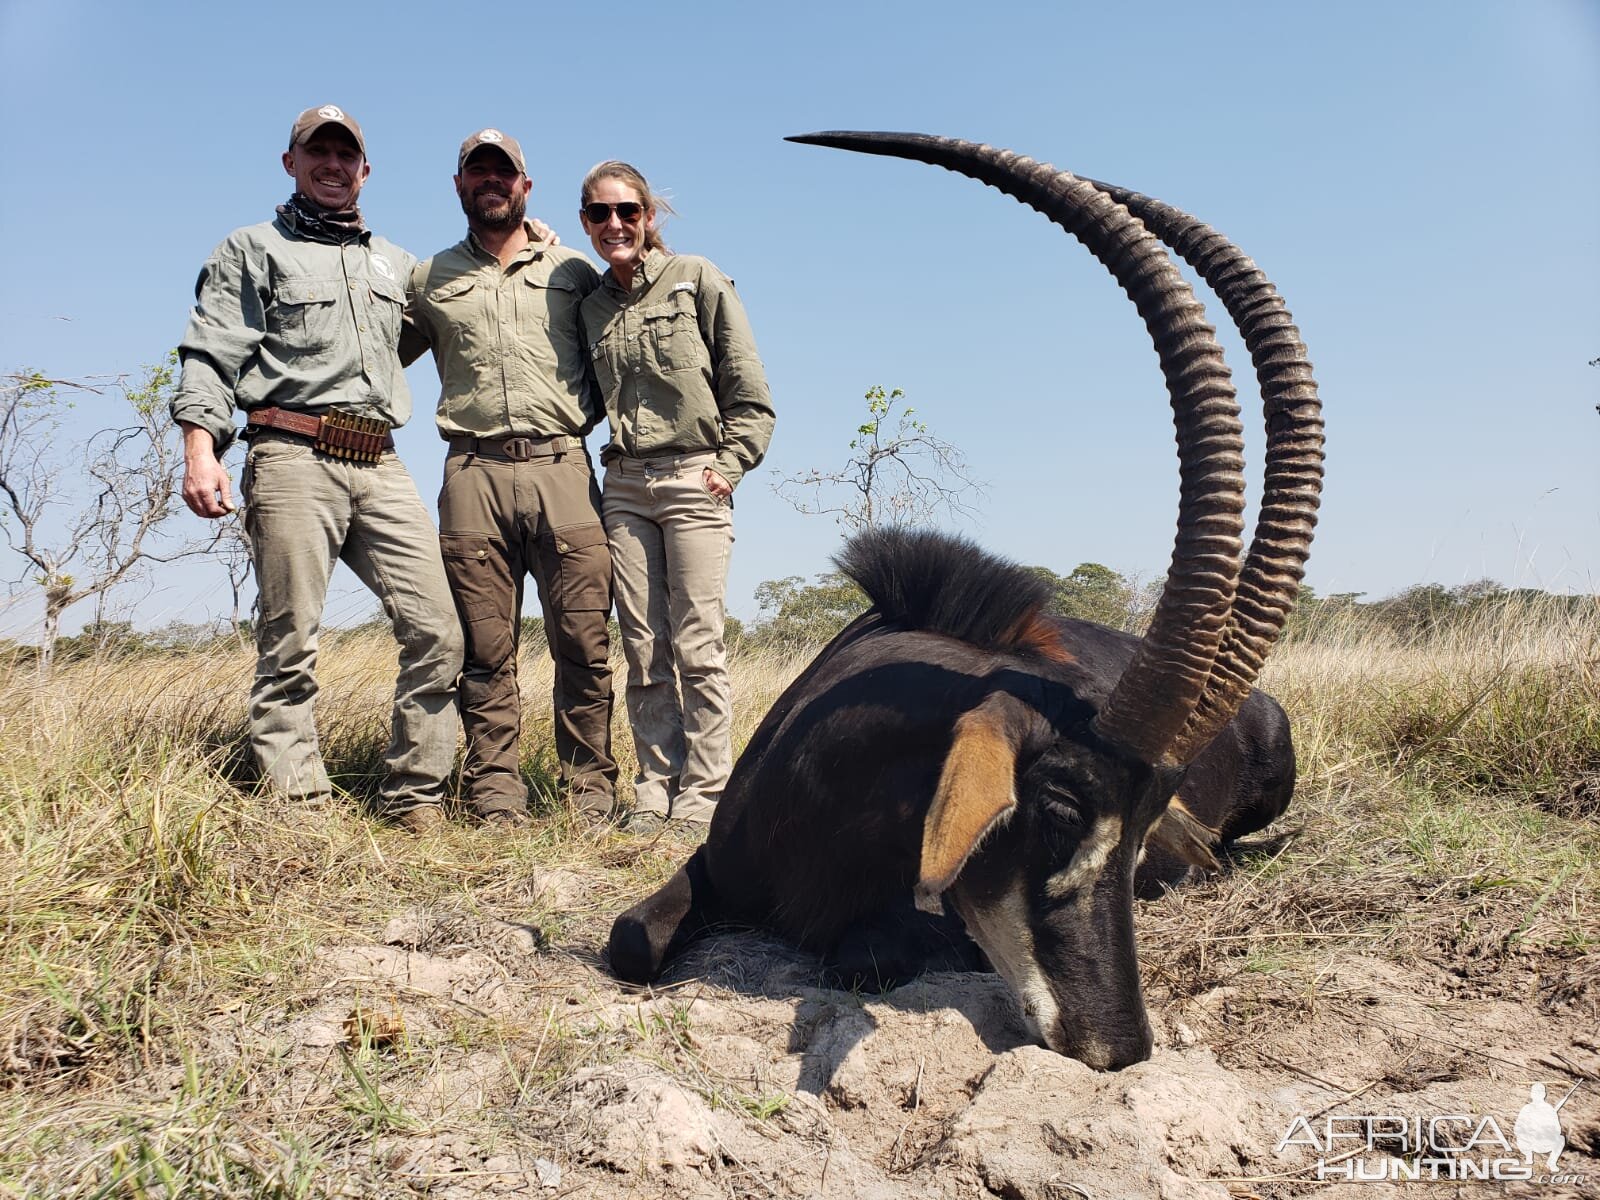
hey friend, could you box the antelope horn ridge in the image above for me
[1082,180,1324,761]
[787,130,1245,765]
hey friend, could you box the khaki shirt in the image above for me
[581,249,775,490]
[172,211,415,453]
[402,227,603,440]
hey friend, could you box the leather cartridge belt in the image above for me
[448,434,577,462]
[246,407,394,463]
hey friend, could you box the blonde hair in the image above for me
[581,159,673,255]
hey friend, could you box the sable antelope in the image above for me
[607,132,1323,1071]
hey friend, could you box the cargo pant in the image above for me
[603,451,735,824]
[241,433,464,815]
[437,439,617,818]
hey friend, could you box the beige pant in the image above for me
[603,452,734,823]
[241,434,463,814]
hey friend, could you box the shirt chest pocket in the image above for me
[274,277,344,354]
[590,336,619,398]
[642,290,705,374]
[426,276,482,353]
[521,276,580,332]
[428,275,478,311]
[366,276,406,345]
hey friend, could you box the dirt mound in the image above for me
[184,894,1599,1199]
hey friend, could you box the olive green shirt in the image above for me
[581,249,775,490]
[401,226,603,440]
[172,211,415,453]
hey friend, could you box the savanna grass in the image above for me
[0,597,1595,1194]
[0,632,810,1194]
[1140,591,1600,1012]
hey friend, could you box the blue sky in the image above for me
[1,0,1595,637]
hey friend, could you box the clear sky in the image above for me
[1,0,1596,638]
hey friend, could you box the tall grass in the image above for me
[0,597,1594,1193]
[1269,590,1599,818]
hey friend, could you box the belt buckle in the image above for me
[502,437,535,462]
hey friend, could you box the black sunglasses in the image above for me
[583,201,644,224]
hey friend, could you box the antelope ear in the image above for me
[915,692,1038,913]
[1144,796,1221,871]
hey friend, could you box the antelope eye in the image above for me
[1037,785,1087,829]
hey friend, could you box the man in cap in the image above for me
[403,129,616,830]
[173,104,463,832]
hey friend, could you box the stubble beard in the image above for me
[461,187,527,233]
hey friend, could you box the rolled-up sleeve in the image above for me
[698,267,775,490]
[172,234,267,453]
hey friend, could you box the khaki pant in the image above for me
[603,452,735,824]
[241,434,463,814]
[438,444,616,817]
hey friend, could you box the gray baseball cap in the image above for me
[288,104,366,154]
[458,128,527,175]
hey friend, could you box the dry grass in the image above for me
[0,597,1596,1195]
[1140,592,1600,1053]
[1272,591,1600,819]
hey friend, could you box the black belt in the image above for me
[448,434,576,461]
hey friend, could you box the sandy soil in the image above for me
[213,857,1600,1200]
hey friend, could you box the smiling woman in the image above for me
[577,160,777,836]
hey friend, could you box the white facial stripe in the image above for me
[956,880,1063,1051]
[1043,815,1123,902]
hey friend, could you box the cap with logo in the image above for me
[288,105,366,155]
[458,129,526,176]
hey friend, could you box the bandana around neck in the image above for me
[277,192,367,243]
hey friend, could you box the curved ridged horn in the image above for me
[1083,181,1324,763]
[786,130,1245,765]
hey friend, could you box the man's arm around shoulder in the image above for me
[400,256,436,367]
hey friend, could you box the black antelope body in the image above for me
[607,132,1324,1071]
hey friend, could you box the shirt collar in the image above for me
[465,221,548,266]
[604,247,666,297]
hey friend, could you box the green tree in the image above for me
[1027,562,1146,629]
[1375,583,1455,637]
[746,573,868,651]
[51,620,153,662]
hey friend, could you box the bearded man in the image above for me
[402,129,616,830]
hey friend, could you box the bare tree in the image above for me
[0,355,243,665]
[216,516,254,644]
[773,386,984,531]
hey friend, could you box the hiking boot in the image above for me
[395,804,446,834]
[481,808,532,832]
[571,805,618,832]
[620,810,667,836]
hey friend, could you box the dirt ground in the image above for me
[211,846,1600,1200]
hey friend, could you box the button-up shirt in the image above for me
[402,226,603,440]
[172,210,415,453]
[580,249,775,490]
